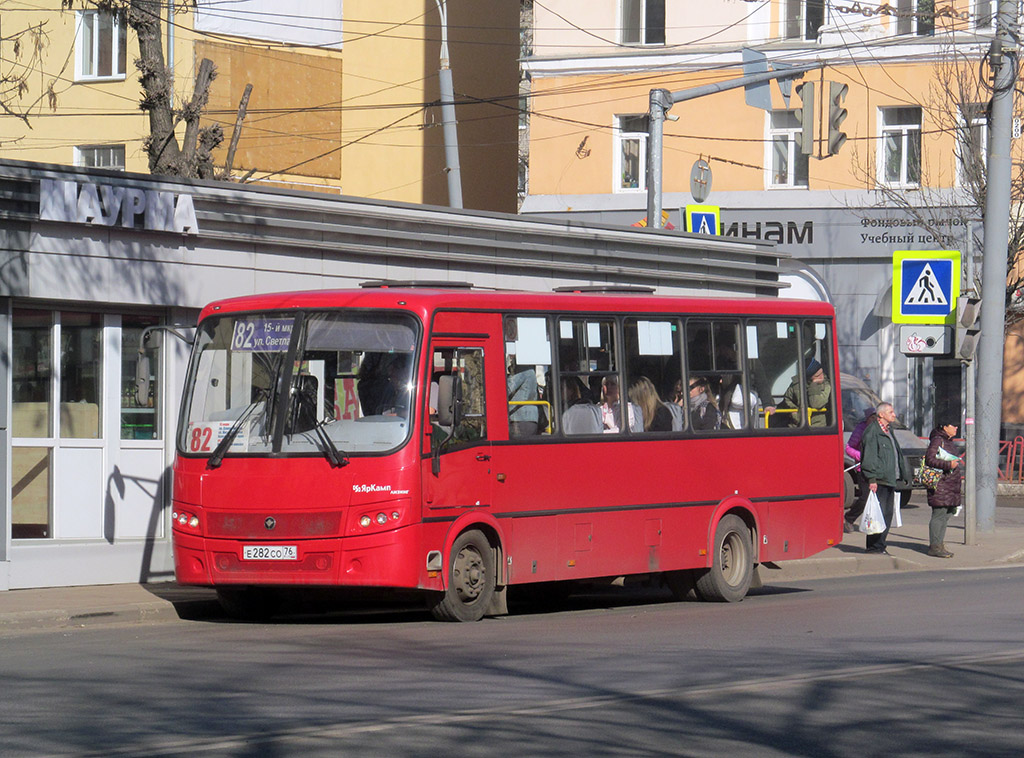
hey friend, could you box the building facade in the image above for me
[0,1,520,211]
[519,0,1022,433]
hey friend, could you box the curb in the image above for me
[0,598,220,633]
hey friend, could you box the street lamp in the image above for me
[433,0,463,209]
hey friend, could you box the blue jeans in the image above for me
[866,484,895,552]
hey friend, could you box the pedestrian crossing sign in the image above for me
[892,250,960,325]
[685,205,720,235]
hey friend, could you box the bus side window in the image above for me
[803,320,835,428]
[504,316,552,437]
[624,318,680,433]
[556,318,615,436]
[747,320,801,429]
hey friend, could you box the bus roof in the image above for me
[198,286,835,322]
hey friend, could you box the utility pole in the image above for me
[646,64,820,229]
[975,0,1018,532]
[433,0,463,209]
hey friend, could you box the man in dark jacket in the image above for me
[859,401,911,554]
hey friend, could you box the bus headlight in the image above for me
[360,515,372,528]
[376,512,388,525]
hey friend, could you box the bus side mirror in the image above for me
[135,354,151,407]
[437,374,460,427]
[432,375,460,476]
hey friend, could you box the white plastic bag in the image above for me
[892,490,903,529]
[859,490,886,534]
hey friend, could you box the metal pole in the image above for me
[645,64,820,231]
[433,0,463,209]
[647,89,670,229]
[964,224,978,545]
[976,0,1018,532]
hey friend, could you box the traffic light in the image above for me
[827,81,848,156]
[956,295,982,361]
[796,81,814,155]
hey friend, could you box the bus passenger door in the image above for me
[422,337,494,519]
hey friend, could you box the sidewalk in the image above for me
[2,495,1024,632]
[760,491,1024,583]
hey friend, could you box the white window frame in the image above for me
[614,115,648,193]
[785,0,825,41]
[74,9,127,81]
[878,106,922,188]
[74,144,126,171]
[620,0,666,45]
[767,110,809,189]
[956,103,988,187]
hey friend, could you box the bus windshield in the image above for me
[179,311,419,458]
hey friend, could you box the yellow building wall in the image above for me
[0,4,196,173]
[2,3,518,212]
[528,58,993,198]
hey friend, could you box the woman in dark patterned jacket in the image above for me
[924,419,962,558]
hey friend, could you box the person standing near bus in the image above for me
[924,418,962,558]
[859,401,911,555]
[843,409,876,532]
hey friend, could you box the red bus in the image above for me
[172,284,844,621]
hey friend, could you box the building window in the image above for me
[621,0,665,45]
[121,317,162,440]
[957,103,987,187]
[615,115,648,192]
[785,0,825,40]
[896,0,936,36]
[76,10,127,80]
[880,107,922,187]
[74,144,126,170]
[769,111,809,188]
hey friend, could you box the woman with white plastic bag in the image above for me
[858,402,911,555]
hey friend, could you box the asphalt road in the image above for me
[2,568,1023,757]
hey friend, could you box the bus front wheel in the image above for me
[694,514,753,603]
[430,529,495,622]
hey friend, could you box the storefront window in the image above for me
[12,309,53,438]
[60,312,102,438]
[121,316,161,440]
[12,448,52,539]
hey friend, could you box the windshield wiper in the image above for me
[311,418,349,468]
[206,398,266,470]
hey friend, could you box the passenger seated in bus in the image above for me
[599,376,641,433]
[685,376,722,431]
[628,376,674,432]
[781,359,832,427]
[561,376,603,435]
[507,357,539,437]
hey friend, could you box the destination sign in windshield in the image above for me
[230,318,294,352]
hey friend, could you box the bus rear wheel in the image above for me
[430,529,495,622]
[694,514,753,603]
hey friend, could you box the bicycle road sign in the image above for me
[891,250,960,325]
